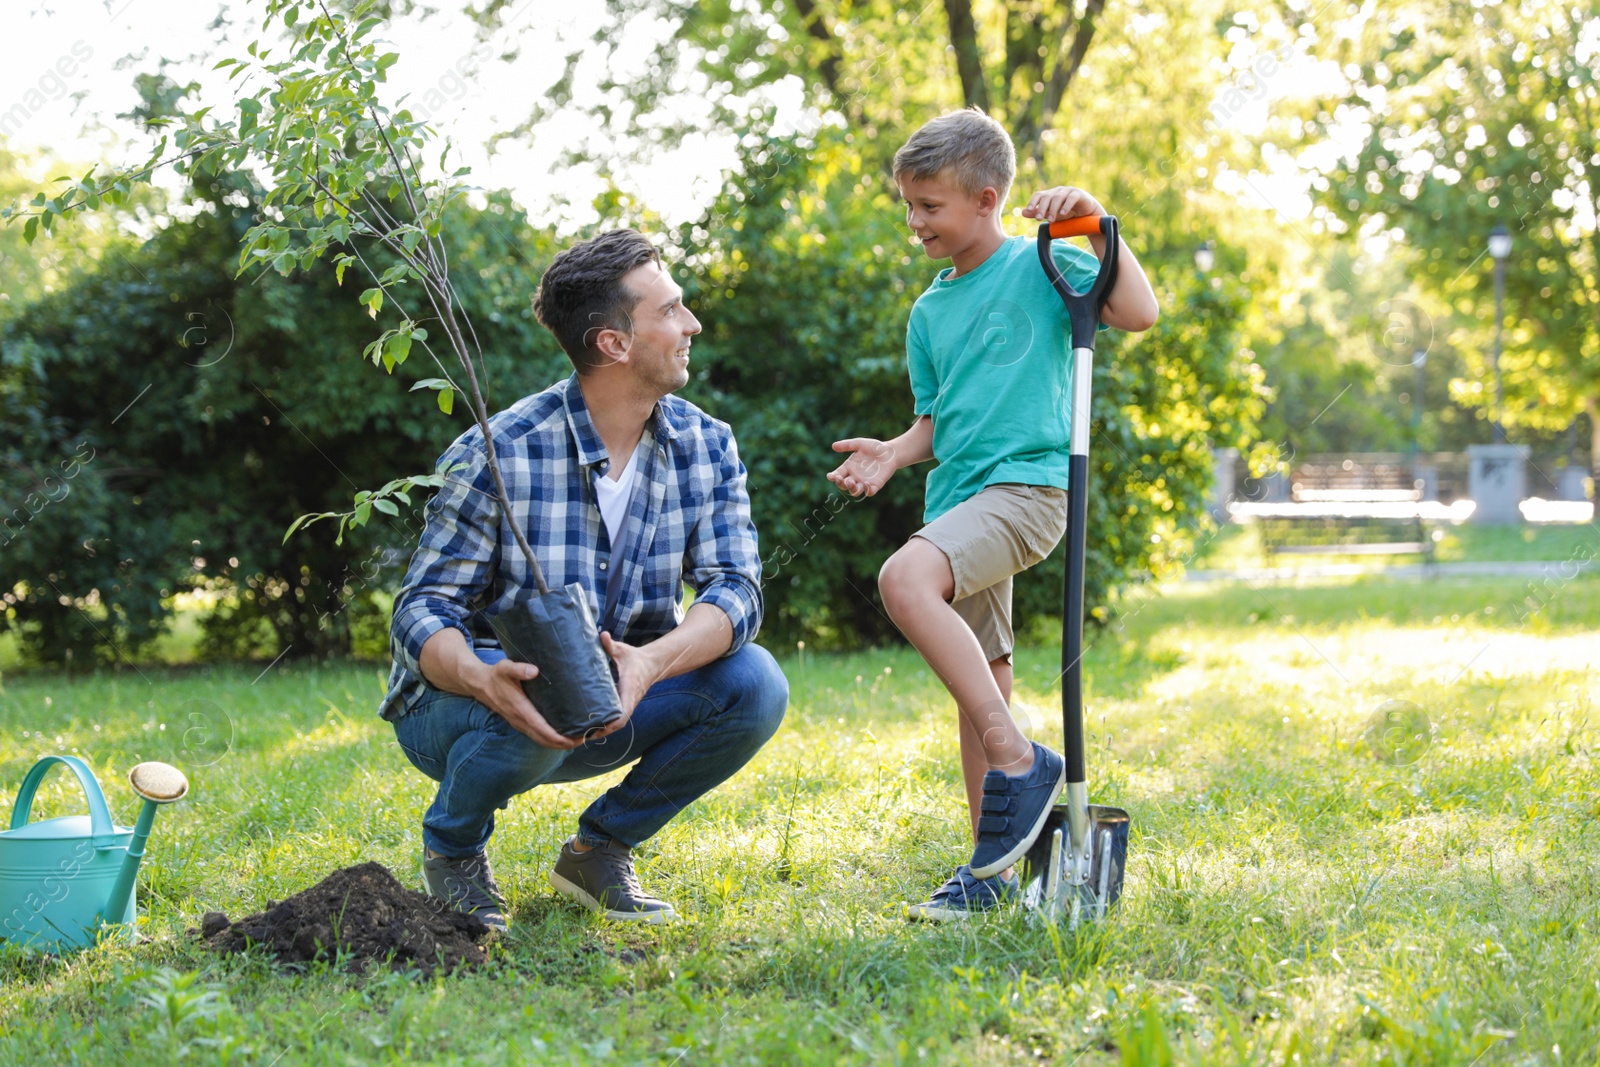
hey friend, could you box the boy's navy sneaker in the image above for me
[906,864,1019,922]
[969,740,1066,880]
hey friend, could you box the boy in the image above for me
[828,108,1158,920]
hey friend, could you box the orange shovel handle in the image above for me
[1046,215,1106,239]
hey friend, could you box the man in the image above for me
[381,229,787,928]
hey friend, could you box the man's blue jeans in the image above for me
[392,643,788,857]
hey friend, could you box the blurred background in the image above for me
[1,0,1594,670]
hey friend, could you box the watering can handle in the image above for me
[9,755,116,839]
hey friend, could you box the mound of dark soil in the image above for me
[203,861,491,975]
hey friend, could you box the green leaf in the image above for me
[23,217,38,244]
[282,513,311,542]
[372,498,399,516]
[359,287,383,317]
[386,332,411,364]
[437,387,454,415]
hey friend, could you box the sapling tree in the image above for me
[5,0,552,589]
[8,0,621,725]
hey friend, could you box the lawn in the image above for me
[1,572,1597,1065]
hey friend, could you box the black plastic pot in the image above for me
[487,583,623,739]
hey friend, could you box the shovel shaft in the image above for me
[1062,346,1094,788]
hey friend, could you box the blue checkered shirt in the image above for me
[380,374,764,721]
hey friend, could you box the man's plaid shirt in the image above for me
[381,374,763,721]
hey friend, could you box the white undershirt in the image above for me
[594,447,640,549]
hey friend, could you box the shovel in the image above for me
[1019,214,1131,927]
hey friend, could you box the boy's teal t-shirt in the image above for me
[908,234,1103,522]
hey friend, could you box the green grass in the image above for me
[1191,519,1599,571]
[1,575,1597,1064]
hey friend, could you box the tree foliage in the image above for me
[1,173,568,664]
[1295,0,1600,472]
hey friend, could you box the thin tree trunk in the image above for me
[792,0,843,103]
[1029,0,1107,164]
[942,0,990,111]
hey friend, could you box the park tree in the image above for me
[1296,0,1600,482]
[499,0,1109,168]
[0,145,158,323]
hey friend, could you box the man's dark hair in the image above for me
[532,229,661,374]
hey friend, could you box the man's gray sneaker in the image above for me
[906,864,1019,922]
[549,839,679,925]
[421,849,508,931]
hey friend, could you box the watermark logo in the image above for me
[1366,298,1434,368]
[967,300,1034,368]
[1362,699,1433,765]
[178,304,236,368]
[175,699,234,767]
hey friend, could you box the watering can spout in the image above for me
[102,762,190,928]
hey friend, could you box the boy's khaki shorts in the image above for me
[912,482,1069,662]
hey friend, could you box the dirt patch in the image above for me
[203,861,491,975]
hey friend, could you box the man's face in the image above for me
[898,172,993,261]
[615,260,700,394]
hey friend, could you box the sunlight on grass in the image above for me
[0,575,1596,1064]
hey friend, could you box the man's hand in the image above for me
[598,631,666,731]
[828,437,897,498]
[468,658,583,750]
[1020,186,1104,224]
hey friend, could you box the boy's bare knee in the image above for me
[879,538,954,619]
[878,553,911,618]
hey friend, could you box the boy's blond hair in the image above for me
[893,107,1016,201]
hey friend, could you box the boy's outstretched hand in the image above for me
[1020,186,1103,224]
[828,438,897,498]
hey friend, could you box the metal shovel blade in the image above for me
[1021,803,1130,923]
[488,583,623,738]
[1086,804,1130,913]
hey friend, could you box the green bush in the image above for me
[4,133,1263,664]
[1,177,569,665]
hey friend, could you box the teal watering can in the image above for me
[0,755,189,951]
